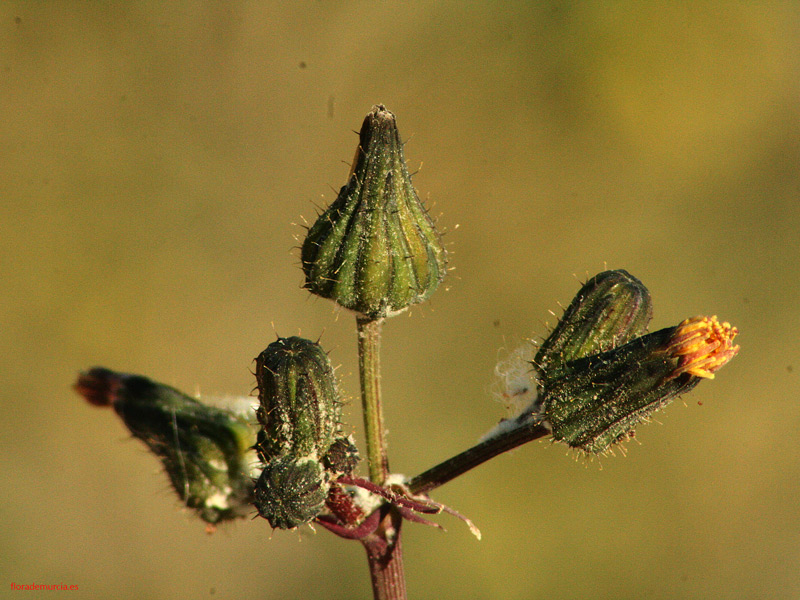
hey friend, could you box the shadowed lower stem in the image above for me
[362,509,406,600]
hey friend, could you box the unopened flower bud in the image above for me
[74,367,258,524]
[301,104,447,319]
[254,455,329,530]
[536,270,652,379]
[541,315,739,454]
[254,336,344,461]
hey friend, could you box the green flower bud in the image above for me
[536,270,653,380]
[254,455,329,530]
[301,104,447,319]
[254,336,343,461]
[541,316,739,454]
[74,367,258,525]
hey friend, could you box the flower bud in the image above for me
[253,455,329,530]
[254,336,343,461]
[536,270,652,379]
[301,104,447,319]
[74,367,258,524]
[541,315,739,454]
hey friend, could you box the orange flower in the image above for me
[669,316,740,379]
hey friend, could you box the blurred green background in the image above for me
[2,2,799,599]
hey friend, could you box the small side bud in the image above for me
[536,270,653,378]
[301,104,447,319]
[254,336,343,461]
[74,368,258,524]
[322,435,360,476]
[254,455,330,530]
[541,315,739,454]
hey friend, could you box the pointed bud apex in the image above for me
[74,368,258,524]
[301,104,447,319]
[541,315,739,454]
[254,455,329,529]
[254,336,345,461]
[536,270,652,378]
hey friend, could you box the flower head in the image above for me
[540,313,739,455]
[668,316,740,379]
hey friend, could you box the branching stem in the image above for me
[408,419,550,495]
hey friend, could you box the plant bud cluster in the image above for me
[253,337,359,529]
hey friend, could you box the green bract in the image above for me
[301,104,447,319]
[322,434,361,476]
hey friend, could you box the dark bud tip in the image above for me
[74,367,121,407]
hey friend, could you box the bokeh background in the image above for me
[3,3,799,599]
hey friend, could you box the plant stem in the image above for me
[362,509,406,600]
[357,316,390,483]
[407,419,550,495]
[356,315,405,600]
